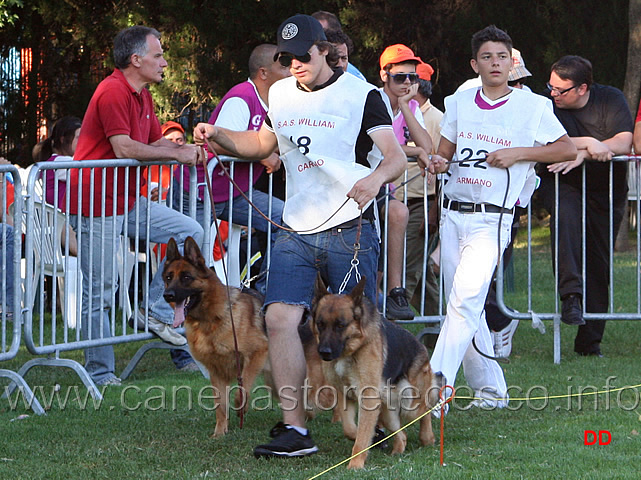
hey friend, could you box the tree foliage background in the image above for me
[0,0,636,165]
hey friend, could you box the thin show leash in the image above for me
[209,149,352,235]
[204,146,510,365]
[200,146,247,428]
[206,146,366,291]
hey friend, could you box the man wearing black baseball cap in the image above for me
[274,14,326,59]
[194,14,406,463]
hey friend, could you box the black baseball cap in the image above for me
[274,14,327,59]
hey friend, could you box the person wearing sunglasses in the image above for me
[376,44,433,320]
[536,55,633,357]
[195,14,406,460]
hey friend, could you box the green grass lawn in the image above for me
[0,225,640,479]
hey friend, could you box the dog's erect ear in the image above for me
[165,237,181,263]
[184,237,208,271]
[313,272,329,303]
[348,275,367,304]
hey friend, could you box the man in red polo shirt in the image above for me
[69,26,204,387]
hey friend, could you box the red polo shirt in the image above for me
[69,69,162,216]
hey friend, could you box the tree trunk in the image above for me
[617,0,641,251]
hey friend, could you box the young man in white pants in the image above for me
[428,25,576,410]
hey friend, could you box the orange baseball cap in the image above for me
[416,62,434,81]
[161,120,184,136]
[379,44,422,70]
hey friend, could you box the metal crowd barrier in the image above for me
[2,154,640,409]
[5,160,201,401]
[0,164,44,414]
[4,157,277,400]
[492,156,640,363]
[383,156,641,364]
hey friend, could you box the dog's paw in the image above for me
[211,424,228,438]
[347,456,366,470]
[391,432,407,455]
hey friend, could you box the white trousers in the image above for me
[430,209,512,405]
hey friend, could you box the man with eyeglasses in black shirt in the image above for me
[537,55,633,357]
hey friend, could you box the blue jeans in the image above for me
[1,223,15,313]
[71,197,204,383]
[264,221,379,309]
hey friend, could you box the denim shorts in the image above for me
[264,222,379,309]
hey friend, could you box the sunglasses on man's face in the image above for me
[278,51,312,67]
[508,78,526,87]
[388,72,420,84]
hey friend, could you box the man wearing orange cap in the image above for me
[397,61,443,318]
[378,44,433,320]
[161,121,185,145]
[143,121,187,202]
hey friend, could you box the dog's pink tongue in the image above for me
[173,299,186,328]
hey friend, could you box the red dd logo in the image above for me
[584,430,612,445]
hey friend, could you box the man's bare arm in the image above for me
[194,123,278,160]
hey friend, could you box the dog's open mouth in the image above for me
[172,293,201,328]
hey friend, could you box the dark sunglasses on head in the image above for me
[388,72,420,84]
[278,51,312,67]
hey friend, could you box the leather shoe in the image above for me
[561,294,585,326]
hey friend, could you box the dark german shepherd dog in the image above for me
[163,236,269,437]
[311,273,444,469]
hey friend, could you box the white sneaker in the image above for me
[467,398,499,410]
[136,309,187,346]
[492,319,519,358]
[431,402,449,418]
[95,376,122,387]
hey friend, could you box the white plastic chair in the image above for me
[210,220,242,286]
[30,200,81,328]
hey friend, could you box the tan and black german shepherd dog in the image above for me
[163,236,269,437]
[311,273,444,469]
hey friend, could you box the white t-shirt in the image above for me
[214,79,267,131]
[440,87,567,207]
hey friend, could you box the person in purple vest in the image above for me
[171,44,287,242]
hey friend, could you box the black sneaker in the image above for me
[561,294,585,326]
[386,287,414,320]
[372,426,389,449]
[254,422,319,458]
[577,349,604,358]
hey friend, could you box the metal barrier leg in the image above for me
[415,321,442,339]
[3,357,102,401]
[553,315,561,364]
[0,369,46,415]
[120,341,208,380]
